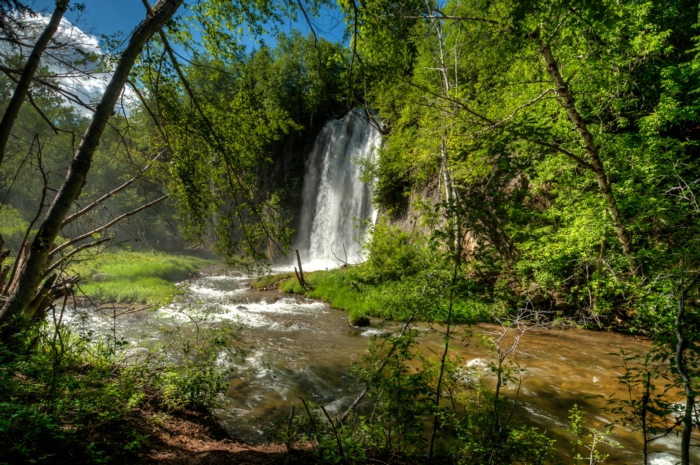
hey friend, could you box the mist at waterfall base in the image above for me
[290,110,381,271]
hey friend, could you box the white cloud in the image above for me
[1,11,135,116]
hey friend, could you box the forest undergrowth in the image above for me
[0,301,240,464]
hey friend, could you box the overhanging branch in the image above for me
[61,150,165,228]
[49,194,168,259]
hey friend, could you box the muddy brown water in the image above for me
[65,273,695,464]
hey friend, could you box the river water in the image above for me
[66,272,695,464]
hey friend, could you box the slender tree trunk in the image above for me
[428,7,460,253]
[676,275,698,465]
[0,0,183,334]
[540,42,639,276]
[0,0,69,167]
[440,134,453,205]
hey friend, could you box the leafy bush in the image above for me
[0,305,241,463]
[359,221,432,283]
[156,310,241,410]
[0,327,149,463]
[275,328,557,464]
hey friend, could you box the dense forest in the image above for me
[0,0,699,464]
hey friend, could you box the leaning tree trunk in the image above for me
[0,0,183,336]
[0,0,69,167]
[540,42,639,276]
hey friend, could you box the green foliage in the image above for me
[361,222,430,283]
[156,310,241,410]
[122,429,150,453]
[276,329,557,464]
[267,222,497,324]
[0,305,240,463]
[135,29,351,269]
[0,205,29,251]
[348,0,700,333]
[569,404,620,464]
[0,327,148,463]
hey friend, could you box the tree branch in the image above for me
[0,0,68,167]
[49,194,168,260]
[43,237,110,277]
[528,139,595,171]
[61,150,165,228]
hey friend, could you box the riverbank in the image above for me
[9,266,687,464]
[252,267,498,326]
[1,385,307,465]
[69,250,219,304]
[88,403,305,465]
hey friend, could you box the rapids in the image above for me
[62,110,696,463]
[65,273,696,464]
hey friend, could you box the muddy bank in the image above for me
[113,406,307,465]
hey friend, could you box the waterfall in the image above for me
[296,110,381,269]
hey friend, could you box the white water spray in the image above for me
[295,110,381,268]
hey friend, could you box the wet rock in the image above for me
[349,315,370,327]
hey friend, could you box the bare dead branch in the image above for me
[61,150,165,227]
[43,237,111,278]
[49,194,168,259]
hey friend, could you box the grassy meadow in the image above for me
[69,251,218,304]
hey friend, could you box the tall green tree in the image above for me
[348,0,700,325]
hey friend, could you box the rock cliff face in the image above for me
[260,112,454,262]
[256,131,316,235]
[378,176,441,236]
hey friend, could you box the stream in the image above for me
[66,272,696,465]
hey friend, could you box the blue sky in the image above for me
[21,1,346,114]
[32,0,346,53]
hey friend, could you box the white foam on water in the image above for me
[466,358,488,368]
[649,453,679,465]
[223,298,327,316]
[203,275,244,281]
[188,284,247,299]
[156,296,327,330]
[520,404,568,429]
[361,328,391,337]
[323,397,351,414]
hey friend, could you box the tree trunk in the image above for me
[540,42,639,276]
[676,275,698,465]
[0,0,69,167]
[0,0,183,335]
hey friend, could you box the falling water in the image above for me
[295,110,381,268]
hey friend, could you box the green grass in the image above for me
[0,206,30,251]
[253,268,498,325]
[251,272,296,289]
[70,251,218,304]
